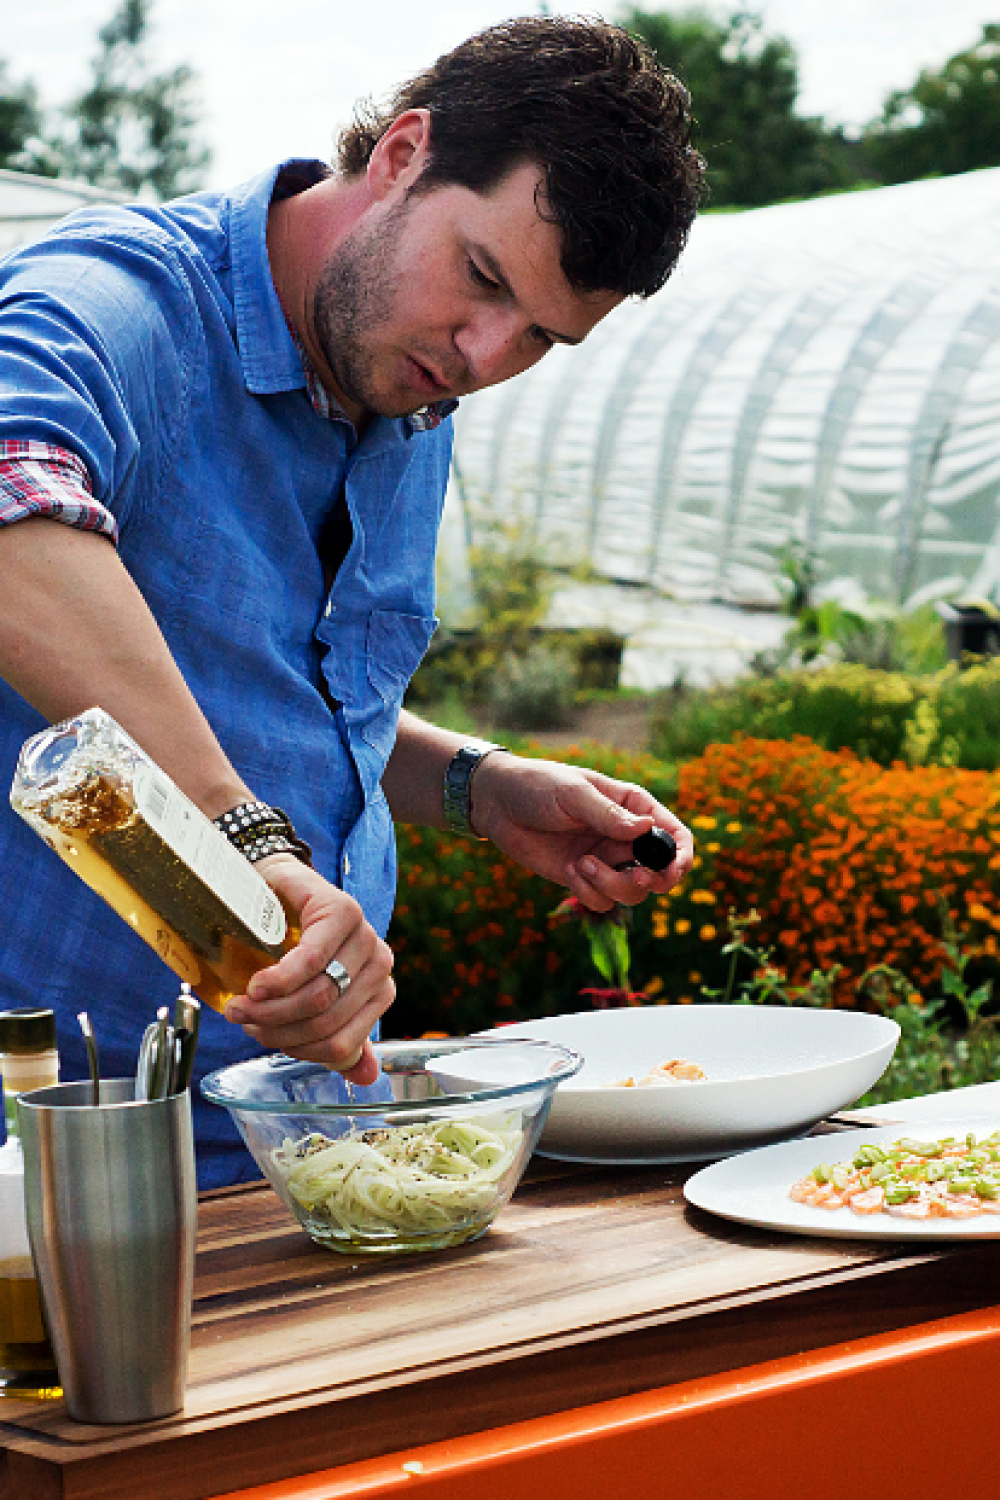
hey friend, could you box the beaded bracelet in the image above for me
[213,802,313,865]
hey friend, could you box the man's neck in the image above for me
[265,175,372,429]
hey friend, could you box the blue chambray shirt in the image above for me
[0,162,453,1186]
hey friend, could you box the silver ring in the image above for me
[325,958,351,997]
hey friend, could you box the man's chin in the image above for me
[369,392,446,420]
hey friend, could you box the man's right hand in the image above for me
[222,853,395,1082]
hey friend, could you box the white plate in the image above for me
[684,1121,1000,1238]
[475,1006,900,1164]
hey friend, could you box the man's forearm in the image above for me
[0,517,251,816]
[382,709,492,827]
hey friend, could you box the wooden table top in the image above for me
[3,1153,999,1500]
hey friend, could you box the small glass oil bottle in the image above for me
[10,708,293,1013]
[0,1009,61,1400]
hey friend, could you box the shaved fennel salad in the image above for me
[271,1113,524,1249]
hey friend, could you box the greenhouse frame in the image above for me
[450,168,1000,612]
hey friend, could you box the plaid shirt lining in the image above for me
[0,439,117,540]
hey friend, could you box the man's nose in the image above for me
[456,310,535,388]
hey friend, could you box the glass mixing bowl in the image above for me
[201,1037,581,1255]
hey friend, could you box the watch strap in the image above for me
[443,743,508,839]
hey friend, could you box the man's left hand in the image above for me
[468,754,693,913]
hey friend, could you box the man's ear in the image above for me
[367,109,432,199]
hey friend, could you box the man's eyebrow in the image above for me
[474,246,583,346]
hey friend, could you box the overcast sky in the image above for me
[6,1,1000,188]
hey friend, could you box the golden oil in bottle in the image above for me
[0,1009,61,1401]
[10,709,293,1014]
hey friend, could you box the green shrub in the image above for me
[648,658,1000,770]
[648,663,923,765]
[935,659,1000,769]
[489,641,576,730]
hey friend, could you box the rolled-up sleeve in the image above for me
[0,439,117,540]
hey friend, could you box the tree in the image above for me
[55,0,210,199]
[0,60,51,175]
[864,23,1000,183]
[624,7,864,207]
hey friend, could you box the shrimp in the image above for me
[885,1197,933,1219]
[790,1131,1000,1220]
[937,1194,982,1219]
[790,1177,844,1208]
[846,1186,885,1214]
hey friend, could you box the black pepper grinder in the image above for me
[630,827,677,872]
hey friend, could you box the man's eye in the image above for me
[468,260,499,291]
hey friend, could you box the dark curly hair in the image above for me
[337,16,704,298]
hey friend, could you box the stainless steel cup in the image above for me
[17,1079,197,1423]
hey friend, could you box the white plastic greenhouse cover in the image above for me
[449,168,1000,609]
[0,169,126,257]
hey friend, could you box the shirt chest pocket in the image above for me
[322,607,437,767]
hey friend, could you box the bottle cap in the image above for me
[630,828,678,872]
[0,1008,57,1056]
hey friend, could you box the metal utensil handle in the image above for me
[134,1021,160,1102]
[78,1011,100,1107]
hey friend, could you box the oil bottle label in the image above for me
[133,767,287,947]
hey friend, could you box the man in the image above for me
[0,18,703,1185]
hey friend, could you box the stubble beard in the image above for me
[312,200,419,420]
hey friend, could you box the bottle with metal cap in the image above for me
[0,1008,61,1400]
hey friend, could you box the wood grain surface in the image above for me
[2,1157,998,1500]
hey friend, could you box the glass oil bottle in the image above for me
[0,1008,61,1400]
[10,708,294,1013]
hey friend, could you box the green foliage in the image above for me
[53,0,210,199]
[0,60,49,175]
[764,543,949,675]
[649,664,916,765]
[857,908,999,1105]
[935,659,1000,770]
[626,9,1000,199]
[701,910,841,1008]
[410,493,623,721]
[864,23,1000,183]
[648,657,1000,770]
[576,903,632,991]
[409,502,553,707]
[488,641,576,731]
[695,907,1000,1104]
[623,7,861,207]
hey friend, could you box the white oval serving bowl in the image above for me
[472,1005,900,1163]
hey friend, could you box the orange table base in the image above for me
[213,1304,1000,1500]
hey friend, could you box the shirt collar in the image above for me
[230,159,457,438]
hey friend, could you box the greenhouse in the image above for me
[449,167,1000,613]
[0,168,123,257]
